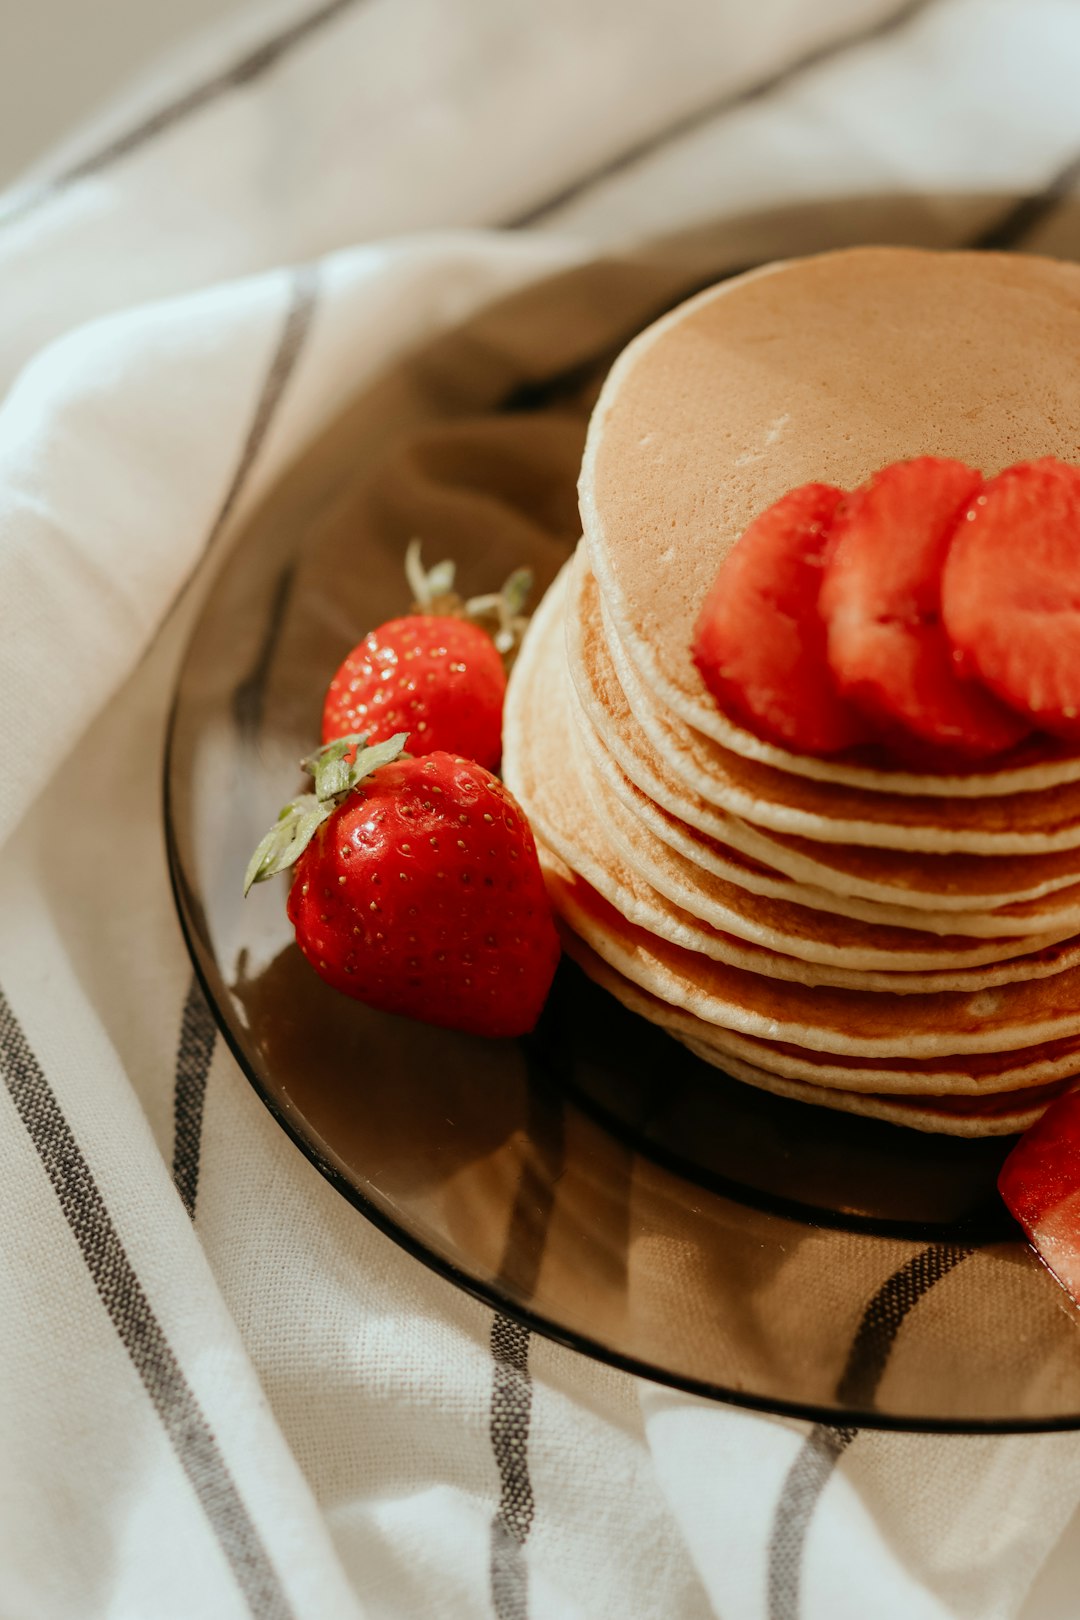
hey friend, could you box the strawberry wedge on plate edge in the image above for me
[999,1090,1080,1305]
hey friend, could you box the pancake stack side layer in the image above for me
[503,247,1080,1136]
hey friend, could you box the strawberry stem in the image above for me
[405,540,534,658]
[465,564,533,654]
[405,538,456,610]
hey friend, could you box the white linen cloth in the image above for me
[3,2,1080,1616]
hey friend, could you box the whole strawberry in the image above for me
[245,733,561,1039]
[323,615,507,769]
[321,542,533,770]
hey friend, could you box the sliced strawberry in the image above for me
[821,457,1030,761]
[692,483,871,755]
[942,458,1080,741]
[999,1087,1080,1304]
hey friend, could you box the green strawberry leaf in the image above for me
[244,732,411,895]
[465,565,534,655]
[501,565,533,617]
[243,794,332,895]
[301,733,367,802]
[345,731,411,790]
[405,538,455,609]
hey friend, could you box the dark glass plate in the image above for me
[165,197,1080,1431]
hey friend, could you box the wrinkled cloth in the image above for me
[3,2,1080,1617]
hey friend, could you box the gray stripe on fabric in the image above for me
[486,1046,567,1620]
[155,259,318,654]
[0,982,297,1620]
[204,261,320,557]
[835,1242,974,1409]
[232,560,297,740]
[490,1314,536,1620]
[172,975,218,1218]
[170,265,318,1210]
[766,1243,973,1620]
[768,1423,858,1620]
[506,0,938,229]
[0,0,365,225]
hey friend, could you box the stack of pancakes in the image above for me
[503,247,1080,1136]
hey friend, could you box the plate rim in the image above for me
[163,711,1080,1435]
[161,218,1080,1435]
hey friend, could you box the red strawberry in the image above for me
[245,734,560,1039]
[692,482,872,755]
[322,542,533,769]
[820,457,1030,761]
[999,1088,1080,1304]
[941,458,1080,740]
[323,615,506,769]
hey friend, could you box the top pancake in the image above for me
[579,247,1080,798]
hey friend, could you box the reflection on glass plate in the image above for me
[166,198,1080,1431]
